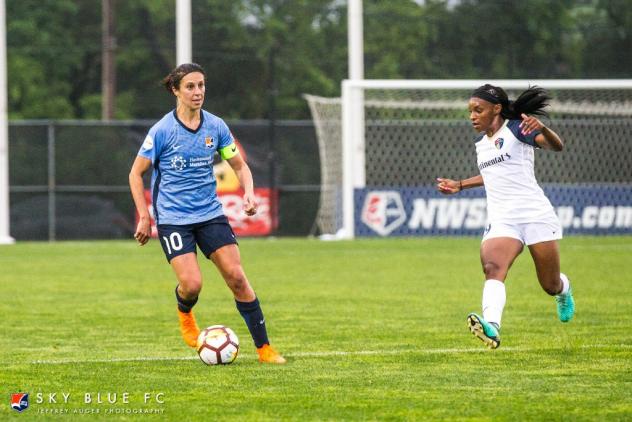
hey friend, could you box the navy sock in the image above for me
[175,286,198,313]
[235,298,269,348]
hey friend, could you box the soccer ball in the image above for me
[196,325,239,365]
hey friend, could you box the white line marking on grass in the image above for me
[24,343,632,365]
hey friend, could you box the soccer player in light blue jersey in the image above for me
[129,63,285,363]
[437,85,575,349]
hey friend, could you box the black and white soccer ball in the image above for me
[196,325,239,365]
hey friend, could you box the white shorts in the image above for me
[482,218,562,246]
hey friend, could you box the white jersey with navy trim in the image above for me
[137,109,235,225]
[475,119,557,224]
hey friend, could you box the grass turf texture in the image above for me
[1,237,631,420]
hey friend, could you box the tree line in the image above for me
[7,0,631,120]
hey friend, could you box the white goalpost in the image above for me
[0,0,14,244]
[306,79,632,239]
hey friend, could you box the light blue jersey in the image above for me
[138,110,239,225]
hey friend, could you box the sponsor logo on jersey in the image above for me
[170,155,187,171]
[494,138,504,149]
[205,136,214,148]
[11,393,29,412]
[478,153,511,170]
[361,191,407,236]
[141,135,154,150]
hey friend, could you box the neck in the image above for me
[176,103,200,124]
[485,117,505,137]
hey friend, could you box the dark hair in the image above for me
[471,84,551,119]
[162,63,206,94]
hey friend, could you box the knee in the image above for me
[179,274,202,297]
[224,266,248,293]
[482,261,503,280]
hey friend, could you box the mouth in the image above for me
[472,122,480,130]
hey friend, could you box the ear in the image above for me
[493,103,502,115]
[171,85,179,97]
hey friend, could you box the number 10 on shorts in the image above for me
[162,232,183,255]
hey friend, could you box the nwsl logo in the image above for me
[11,393,29,412]
[361,191,406,236]
[494,138,504,149]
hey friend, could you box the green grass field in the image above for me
[2,237,631,420]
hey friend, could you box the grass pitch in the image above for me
[2,237,631,420]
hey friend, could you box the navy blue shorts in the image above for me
[157,216,237,263]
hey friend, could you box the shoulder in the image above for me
[506,119,522,134]
[201,110,226,126]
[150,111,177,135]
[506,119,538,147]
[473,133,484,143]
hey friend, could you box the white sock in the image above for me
[482,279,506,328]
[559,273,570,295]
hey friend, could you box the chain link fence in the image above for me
[9,120,320,240]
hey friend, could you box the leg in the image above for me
[170,253,203,347]
[528,240,574,322]
[171,253,203,301]
[468,237,523,349]
[479,237,524,326]
[210,245,285,363]
[527,240,561,295]
[480,237,524,282]
[209,244,255,302]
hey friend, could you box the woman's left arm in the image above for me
[226,153,257,216]
[519,113,564,151]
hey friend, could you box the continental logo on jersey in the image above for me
[205,136,214,148]
[494,138,504,149]
[478,153,511,170]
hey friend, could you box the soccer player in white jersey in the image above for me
[436,84,575,349]
[129,63,285,363]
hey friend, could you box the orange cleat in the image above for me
[256,344,286,364]
[177,310,200,348]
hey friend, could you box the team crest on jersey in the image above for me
[11,393,29,412]
[205,136,214,148]
[494,138,504,150]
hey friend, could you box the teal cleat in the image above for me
[467,313,500,349]
[555,287,575,322]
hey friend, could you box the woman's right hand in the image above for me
[134,217,151,245]
[436,177,461,195]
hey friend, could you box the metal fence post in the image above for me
[47,122,55,241]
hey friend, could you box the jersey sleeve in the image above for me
[137,124,165,164]
[507,119,540,147]
[217,119,239,160]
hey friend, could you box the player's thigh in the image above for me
[209,244,245,281]
[170,252,203,290]
[480,236,524,280]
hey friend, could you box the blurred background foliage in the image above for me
[6,0,632,120]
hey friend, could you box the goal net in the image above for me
[305,79,632,238]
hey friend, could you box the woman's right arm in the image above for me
[436,175,484,194]
[129,156,153,245]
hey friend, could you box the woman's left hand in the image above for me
[519,113,544,135]
[243,193,258,216]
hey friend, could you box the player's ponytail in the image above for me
[471,84,550,119]
[508,86,550,118]
[162,63,206,94]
